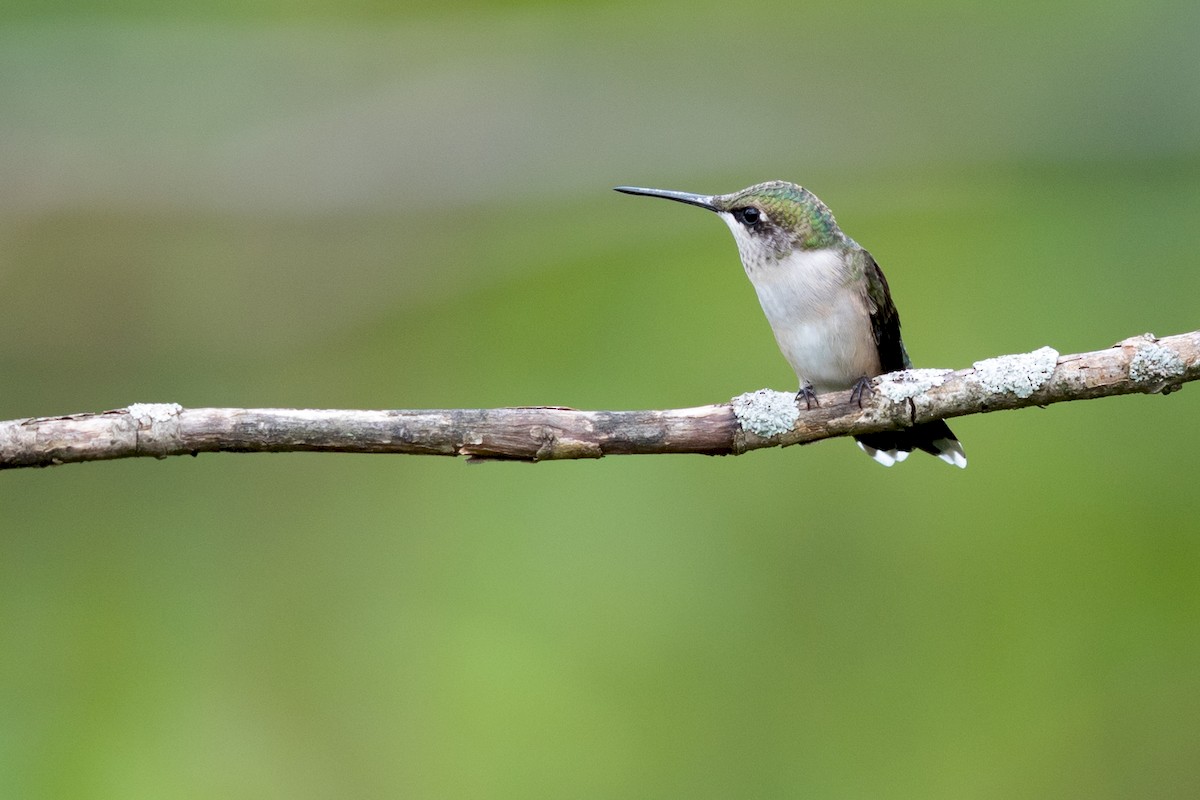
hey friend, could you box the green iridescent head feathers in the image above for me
[713,181,842,251]
[613,180,845,259]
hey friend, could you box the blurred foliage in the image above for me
[2,1,1199,798]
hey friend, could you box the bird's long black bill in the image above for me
[614,186,719,211]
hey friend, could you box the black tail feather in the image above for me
[854,420,966,468]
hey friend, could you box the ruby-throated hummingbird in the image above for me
[615,180,966,468]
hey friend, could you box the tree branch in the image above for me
[2,331,1195,470]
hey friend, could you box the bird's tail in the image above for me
[855,420,966,468]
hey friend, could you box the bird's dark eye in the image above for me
[737,207,762,226]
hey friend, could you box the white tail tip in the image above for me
[857,441,909,467]
[932,438,968,469]
[857,439,966,468]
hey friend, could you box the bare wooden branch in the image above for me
[1,330,1196,470]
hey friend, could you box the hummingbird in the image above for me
[615,180,966,468]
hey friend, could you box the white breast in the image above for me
[737,245,881,392]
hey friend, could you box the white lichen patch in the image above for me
[126,402,183,426]
[972,346,1059,399]
[731,389,800,438]
[876,369,952,402]
[1129,341,1185,384]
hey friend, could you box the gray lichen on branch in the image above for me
[731,390,799,438]
[1126,334,1187,392]
[1,329,1197,470]
[972,346,1059,399]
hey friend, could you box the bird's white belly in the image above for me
[747,249,881,392]
[768,311,880,392]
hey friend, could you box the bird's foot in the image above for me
[850,376,875,408]
[796,382,820,410]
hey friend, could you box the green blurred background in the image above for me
[2,1,1199,797]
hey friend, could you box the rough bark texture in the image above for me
[1,330,1196,470]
